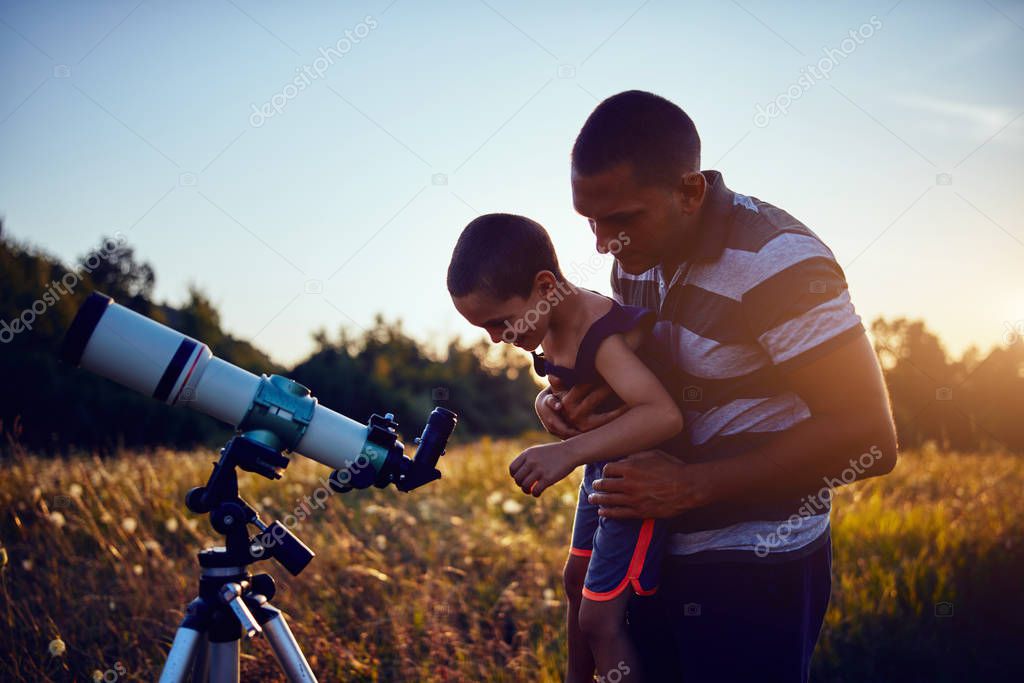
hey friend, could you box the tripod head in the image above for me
[185,433,315,577]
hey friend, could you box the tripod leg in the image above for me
[190,635,210,682]
[208,640,240,683]
[262,609,318,682]
[159,626,205,683]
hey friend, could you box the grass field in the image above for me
[1,437,1022,681]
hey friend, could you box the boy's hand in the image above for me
[509,443,576,497]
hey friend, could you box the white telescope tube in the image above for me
[62,293,371,471]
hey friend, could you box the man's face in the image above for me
[451,273,556,351]
[571,162,702,275]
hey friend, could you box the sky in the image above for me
[2,0,1022,366]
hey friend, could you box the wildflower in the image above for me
[165,517,179,533]
[109,600,117,611]
[121,518,138,534]
[49,511,67,529]
[543,587,556,601]
[143,539,161,553]
[69,483,84,499]
[449,515,464,526]
[48,637,66,657]
[22,559,33,572]
[502,498,524,515]
[561,491,576,507]
[92,671,104,682]
[132,564,144,576]
[374,534,387,551]
[486,491,504,506]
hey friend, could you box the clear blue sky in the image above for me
[2,0,1022,366]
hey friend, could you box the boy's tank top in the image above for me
[531,299,656,389]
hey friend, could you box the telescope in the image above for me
[60,291,458,682]
[61,291,457,493]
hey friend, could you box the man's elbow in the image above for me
[877,434,899,476]
[860,418,899,477]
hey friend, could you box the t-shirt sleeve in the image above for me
[742,253,864,373]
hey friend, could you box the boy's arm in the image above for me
[563,334,682,464]
[511,334,683,496]
[535,326,647,438]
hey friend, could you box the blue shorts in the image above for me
[570,461,668,601]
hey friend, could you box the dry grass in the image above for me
[1,438,1021,681]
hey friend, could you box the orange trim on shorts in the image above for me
[569,547,593,558]
[580,519,658,602]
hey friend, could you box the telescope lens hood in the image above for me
[61,291,113,366]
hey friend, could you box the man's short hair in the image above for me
[572,90,701,186]
[447,213,564,300]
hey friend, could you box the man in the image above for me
[536,90,898,681]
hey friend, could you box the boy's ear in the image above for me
[534,270,558,295]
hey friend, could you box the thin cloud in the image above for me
[892,93,1022,147]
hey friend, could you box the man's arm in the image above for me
[588,332,898,519]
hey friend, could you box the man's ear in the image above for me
[678,171,707,214]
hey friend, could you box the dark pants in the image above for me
[627,536,832,682]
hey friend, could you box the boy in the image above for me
[447,213,684,683]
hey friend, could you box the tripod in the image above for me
[159,434,321,682]
[157,406,457,682]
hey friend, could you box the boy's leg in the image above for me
[563,552,595,683]
[577,517,665,683]
[578,591,641,682]
[565,468,601,683]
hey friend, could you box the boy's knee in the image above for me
[578,600,626,642]
[563,558,587,599]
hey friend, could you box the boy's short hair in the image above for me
[447,213,565,300]
[572,89,701,187]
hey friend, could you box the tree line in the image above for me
[0,227,539,453]
[1,225,1021,455]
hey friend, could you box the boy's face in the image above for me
[452,272,557,351]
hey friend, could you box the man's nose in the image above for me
[595,230,613,254]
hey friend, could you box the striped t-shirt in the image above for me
[611,170,864,561]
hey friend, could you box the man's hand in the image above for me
[535,387,580,439]
[589,450,713,519]
[534,384,627,439]
[509,443,577,497]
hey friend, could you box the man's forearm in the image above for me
[701,412,897,508]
